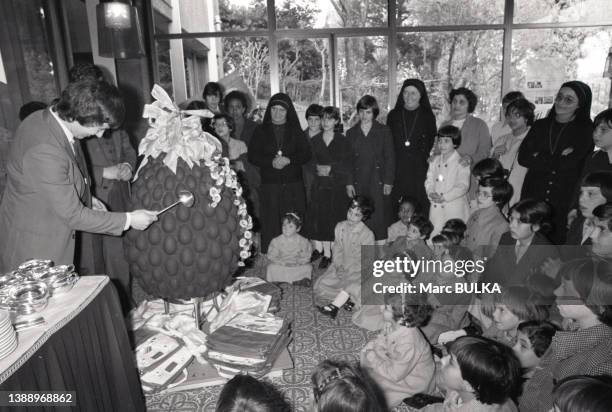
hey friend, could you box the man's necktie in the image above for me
[72,140,92,207]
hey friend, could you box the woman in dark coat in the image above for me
[346,95,395,242]
[248,93,311,253]
[387,79,437,214]
[518,80,594,244]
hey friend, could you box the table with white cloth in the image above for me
[0,276,145,411]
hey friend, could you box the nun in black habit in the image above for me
[387,79,437,214]
[248,93,312,253]
[518,80,594,244]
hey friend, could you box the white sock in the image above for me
[323,242,331,257]
[331,290,350,307]
[314,240,323,252]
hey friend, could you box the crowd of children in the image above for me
[197,82,612,411]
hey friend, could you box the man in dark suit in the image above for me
[0,79,157,272]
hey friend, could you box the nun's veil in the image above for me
[394,78,432,113]
[262,93,302,134]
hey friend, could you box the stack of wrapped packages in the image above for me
[237,277,282,313]
[204,277,290,378]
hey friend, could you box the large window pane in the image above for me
[338,36,388,127]
[276,0,387,29]
[152,0,267,34]
[397,31,503,124]
[223,37,271,110]
[155,38,173,98]
[515,0,612,24]
[397,0,504,26]
[278,38,331,129]
[156,36,270,110]
[511,28,612,117]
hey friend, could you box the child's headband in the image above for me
[284,212,301,223]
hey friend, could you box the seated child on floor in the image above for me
[440,286,550,346]
[422,336,521,412]
[552,375,612,412]
[353,216,433,331]
[484,286,550,346]
[421,232,472,344]
[387,196,420,244]
[360,293,435,409]
[385,214,434,261]
[512,320,558,382]
[216,374,290,412]
[315,196,375,319]
[464,176,513,260]
[311,359,388,412]
[442,218,467,241]
[266,212,313,286]
[440,219,473,262]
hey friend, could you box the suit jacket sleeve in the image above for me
[24,143,126,235]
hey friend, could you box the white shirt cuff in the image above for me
[124,213,131,231]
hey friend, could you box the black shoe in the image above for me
[318,256,332,269]
[317,304,339,319]
[310,250,323,262]
[342,299,355,312]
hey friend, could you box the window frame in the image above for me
[150,0,612,114]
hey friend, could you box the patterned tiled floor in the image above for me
[144,278,416,411]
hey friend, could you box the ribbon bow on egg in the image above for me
[133,84,222,180]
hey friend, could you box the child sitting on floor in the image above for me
[266,212,313,286]
[422,336,521,412]
[360,292,435,409]
[353,215,433,331]
[441,219,473,261]
[387,196,420,243]
[311,359,388,412]
[464,176,513,260]
[421,232,473,344]
[512,320,558,381]
[552,375,612,412]
[216,374,290,412]
[439,286,550,347]
[385,214,434,260]
[314,196,375,319]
